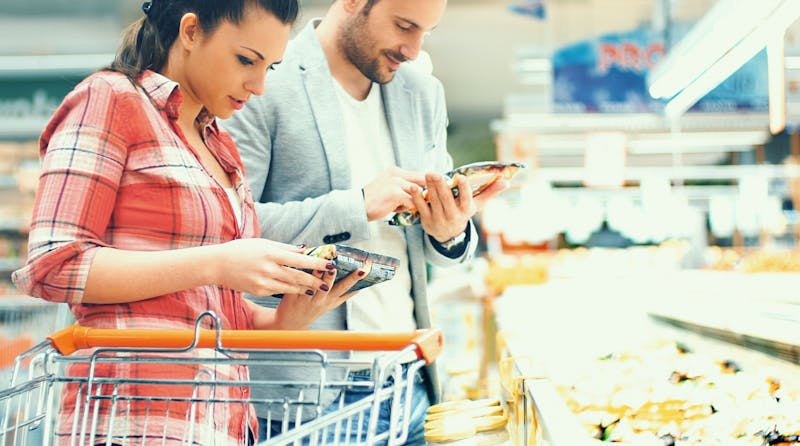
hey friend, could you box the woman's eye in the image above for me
[268,65,277,72]
[237,55,254,66]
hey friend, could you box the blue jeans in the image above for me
[258,365,430,445]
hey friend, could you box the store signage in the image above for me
[552,26,768,113]
[508,0,546,20]
[0,89,60,119]
[0,76,83,139]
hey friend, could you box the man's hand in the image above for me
[363,167,426,221]
[410,173,476,243]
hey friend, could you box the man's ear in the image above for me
[341,0,367,15]
[177,12,202,49]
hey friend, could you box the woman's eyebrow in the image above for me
[240,46,265,60]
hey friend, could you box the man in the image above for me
[225,0,506,443]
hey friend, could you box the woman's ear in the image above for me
[177,12,202,49]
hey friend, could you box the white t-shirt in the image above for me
[332,80,417,352]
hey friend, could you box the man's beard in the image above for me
[340,17,406,84]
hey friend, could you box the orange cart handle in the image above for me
[47,326,443,365]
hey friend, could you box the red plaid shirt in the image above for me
[13,70,260,444]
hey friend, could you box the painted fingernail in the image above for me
[326,262,336,270]
[305,290,314,296]
[358,270,366,277]
[297,244,306,249]
[320,284,330,292]
[328,270,336,276]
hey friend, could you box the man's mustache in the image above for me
[385,50,408,63]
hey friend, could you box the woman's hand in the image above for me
[252,263,368,330]
[211,238,336,297]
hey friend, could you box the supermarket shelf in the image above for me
[504,337,597,446]
[0,295,48,311]
[650,313,800,364]
[0,53,113,77]
[0,219,27,233]
[532,164,800,183]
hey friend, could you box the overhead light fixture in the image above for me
[647,0,800,119]
[648,0,780,100]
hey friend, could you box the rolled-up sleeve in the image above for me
[12,77,130,304]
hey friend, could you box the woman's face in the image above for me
[182,7,290,119]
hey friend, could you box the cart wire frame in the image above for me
[0,312,442,445]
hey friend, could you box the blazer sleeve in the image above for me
[224,95,370,247]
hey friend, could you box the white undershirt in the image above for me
[332,81,417,352]
[224,187,242,229]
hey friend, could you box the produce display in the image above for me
[706,247,800,272]
[556,339,800,445]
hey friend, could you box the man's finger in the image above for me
[409,185,432,221]
[455,174,474,209]
[426,173,453,218]
[392,167,426,186]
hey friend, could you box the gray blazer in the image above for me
[224,20,477,417]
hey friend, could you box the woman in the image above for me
[12,0,360,443]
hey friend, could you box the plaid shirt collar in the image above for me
[136,70,246,177]
[139,70,219,136]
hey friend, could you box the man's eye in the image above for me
[237,55,254,66]
[397,23,412,31]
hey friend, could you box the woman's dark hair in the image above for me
[109,0,299,83]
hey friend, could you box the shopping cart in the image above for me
[0,312,443,445]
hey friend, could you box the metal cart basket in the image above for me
[0,312,442,445]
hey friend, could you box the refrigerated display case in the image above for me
[493,272,800,445]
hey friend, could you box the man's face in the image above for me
[339,0,446,84]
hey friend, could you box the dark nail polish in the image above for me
[328,270,336,276]
[358,270,366,277]
[305,290,314,296]
[320,284,330,292]
[297,244,306,249]
[326,262,336,270]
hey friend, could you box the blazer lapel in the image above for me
[296,22,350,190]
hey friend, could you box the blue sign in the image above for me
[508,0,546,20]
[552,26,768,113]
